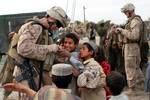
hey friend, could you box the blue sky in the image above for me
[0,0,150,24]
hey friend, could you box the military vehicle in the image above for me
[0,12,46,54]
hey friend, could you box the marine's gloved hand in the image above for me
[8,32,16,39]
[57,49,71,58]
[48,44,59,52]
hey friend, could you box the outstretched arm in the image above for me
[3,82,36,97]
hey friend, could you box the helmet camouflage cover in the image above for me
[121,3,135,12]
[47,6,70,27]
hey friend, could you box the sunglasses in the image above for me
[46,14,63,28]
[55,20,63,28]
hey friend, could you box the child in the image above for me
[95,46,111,76]
[106,71,128,100]
[95,46,111,100]
[57,32,84,73]
[77,41,106,100]
[57,32,84,95]
[3,63,80,100]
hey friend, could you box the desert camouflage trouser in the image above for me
[125,56,145,88]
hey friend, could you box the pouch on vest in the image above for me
[8,33,24,63]
[0,33,23,84]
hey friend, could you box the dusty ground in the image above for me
[128,92,149,100]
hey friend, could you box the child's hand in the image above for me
[3,82,25,92]
[58,49,71,58]
[3,81,36,97]
[72,67,80,77]
[3,83,15,91]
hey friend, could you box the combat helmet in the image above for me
[47,6,70,27]
[121,3,135,12]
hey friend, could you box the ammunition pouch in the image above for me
[8,33,24,63]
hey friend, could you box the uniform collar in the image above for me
[83,58,94,65]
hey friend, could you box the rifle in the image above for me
[15,59,38,91]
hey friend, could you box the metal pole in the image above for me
[8,21,12,32]
[71,0,76,22]
[83,6,86,22]
[66,0,68,13]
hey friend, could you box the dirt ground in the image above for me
[128,92,149,100]
[0,87,149,100]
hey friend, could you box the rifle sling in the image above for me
[38,61,44,90]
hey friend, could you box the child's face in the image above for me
[63,37,77,52]
[79,44,93,59]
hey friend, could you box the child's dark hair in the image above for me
[106,71,125,96]
[52,74,72,89]
[94,46,106,62]
[65,33,79,45]
[83,43,95,57]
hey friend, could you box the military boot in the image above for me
[135,81,147,95]
[136,81,145,91]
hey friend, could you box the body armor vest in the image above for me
[124,15,143,43]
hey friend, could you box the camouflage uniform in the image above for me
[120,16,145,89]
[2,6,70,100]
[77,58,106,100]
[16,20,58,85]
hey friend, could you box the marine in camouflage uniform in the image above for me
[3,6,70,100]
[17,6,70,86]
[116,3,145,92]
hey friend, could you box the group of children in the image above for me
[3,32,129,100]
